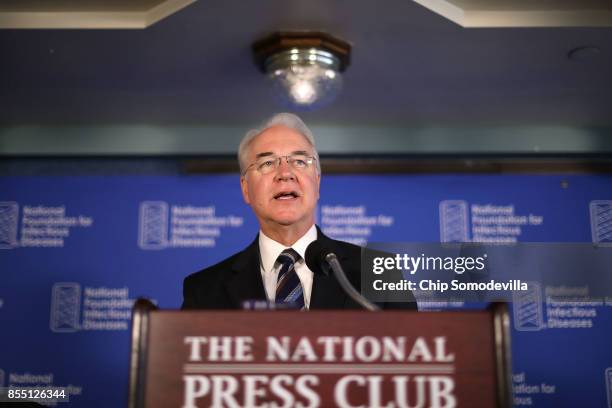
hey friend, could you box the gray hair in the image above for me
[238,112,321,175]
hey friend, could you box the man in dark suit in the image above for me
[182,113,416,310]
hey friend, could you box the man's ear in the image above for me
[240,176,251,205]
[316,173,321,200]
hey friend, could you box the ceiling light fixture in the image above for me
[253,32,351,109]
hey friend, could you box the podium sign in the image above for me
[129,301,511,408]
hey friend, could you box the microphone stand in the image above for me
[325,253,380,311]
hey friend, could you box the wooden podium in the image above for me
[129,300,511,408]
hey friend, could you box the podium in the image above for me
[129,300,511,408]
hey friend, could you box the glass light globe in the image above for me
[266,49,343,109]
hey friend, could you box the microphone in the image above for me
[306,240,380,311]
[305,240,331,276]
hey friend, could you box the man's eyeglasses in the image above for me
[242,154,317,175]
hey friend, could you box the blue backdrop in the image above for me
[1,174,611,407]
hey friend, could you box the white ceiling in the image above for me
[416,0,612,27]
[0,0,195,28]
[1,0,612,28]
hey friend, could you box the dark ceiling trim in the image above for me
[2,154,612,175]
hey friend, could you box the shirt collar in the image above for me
[259,224,317,273]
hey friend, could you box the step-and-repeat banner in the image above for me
[1,174,611,407]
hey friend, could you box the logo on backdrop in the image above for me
[50,283,82,332]
[606,367,612,408]
[138,201,244,250]
[318,204,395,246]
[0,201,19,249]
[439,200,470,242]
[0,202,93,249]
[513,282,544,331]
[590,200,612,243]
[139,201,169,249]
[512,282,602,331]
[50,282,136,332]
[439,200,544,243]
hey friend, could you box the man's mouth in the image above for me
[274,191,299,200]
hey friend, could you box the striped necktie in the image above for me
[275,248,305,310]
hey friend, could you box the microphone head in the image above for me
[305,240,331,276]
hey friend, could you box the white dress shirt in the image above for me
[259,224,317,308]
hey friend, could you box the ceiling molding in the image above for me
[2,125,611,155]
[145,0,195,28]
[414,0,612,27]
[0,0,195,29]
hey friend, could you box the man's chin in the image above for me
[273,217,301,226]
[269,212,309,227]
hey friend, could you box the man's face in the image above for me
[240,125,320,233]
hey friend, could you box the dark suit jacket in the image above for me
[182,227,417,310]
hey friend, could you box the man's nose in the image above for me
[274,157,295,180]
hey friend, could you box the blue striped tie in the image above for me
[275,248,305,310]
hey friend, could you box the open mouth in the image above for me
[274,191,299,200]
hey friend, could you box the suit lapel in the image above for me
[224,236,267,308]
[309,229,349,309]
